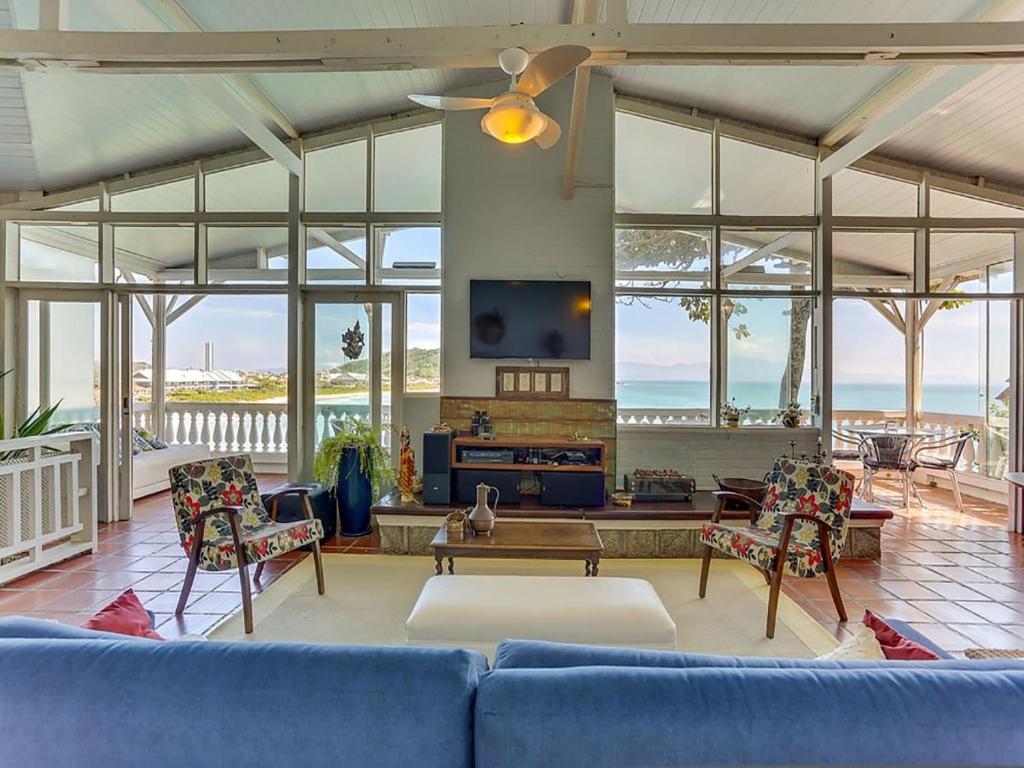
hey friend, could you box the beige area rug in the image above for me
[210,555,838,659]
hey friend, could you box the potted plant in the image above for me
[775,401,803,429]
[313,418,394,537]
[720,398,749,429]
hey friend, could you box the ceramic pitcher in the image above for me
[468,483,499,536]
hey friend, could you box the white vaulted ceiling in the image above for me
[2,0,1024,192]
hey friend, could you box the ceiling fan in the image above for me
[407,45,591,149]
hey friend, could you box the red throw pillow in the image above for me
[83,589,164,640]
[863,610,939,660]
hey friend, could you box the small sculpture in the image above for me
[342,320,365,360]
[399,426,415,503]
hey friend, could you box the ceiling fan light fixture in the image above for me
[480,95,547,145]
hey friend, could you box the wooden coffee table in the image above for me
[430,521,604,576]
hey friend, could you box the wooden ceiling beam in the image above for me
[562,0,599,201]
[4,22,1024,73]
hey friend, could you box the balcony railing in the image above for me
[133,401,391,457]
[617,406,1003,480]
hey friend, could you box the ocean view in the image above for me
[616,380,987,416]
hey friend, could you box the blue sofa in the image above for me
[2,618,1023,767]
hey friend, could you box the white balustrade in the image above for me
[148,401,392,457]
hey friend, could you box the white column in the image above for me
[286,147,309,481]
[1010,230,1024,532]
[814,158,833,447]
[152,294,167,440]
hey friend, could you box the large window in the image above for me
[614,109,817,427]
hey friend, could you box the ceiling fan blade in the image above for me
[516,45,591,97]
[534,115,562,150]
[407,95,494,111]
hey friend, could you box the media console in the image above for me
[451,436,607,507]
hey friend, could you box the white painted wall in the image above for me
[441,74,614,399]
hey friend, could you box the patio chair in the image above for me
[859,433,924,510]
[912,431,973,513]
[698,457,855,638]
[168,454,325,634]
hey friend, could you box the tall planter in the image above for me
[336,446,373,537]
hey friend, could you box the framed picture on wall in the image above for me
[495,366,570,400]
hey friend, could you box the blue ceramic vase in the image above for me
[335,446,373,537]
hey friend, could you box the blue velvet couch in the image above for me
[2,618,1024,767]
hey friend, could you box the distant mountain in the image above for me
[335,347,439,381]
[616,361,710,381]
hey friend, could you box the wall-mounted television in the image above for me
[470,279,591,360]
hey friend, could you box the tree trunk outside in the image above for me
[779,298,813,408]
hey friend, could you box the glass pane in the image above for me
[306,140,367,212]
[306,226,367,284]
[615,295,711,425]
[406,293,441,393]
[378,226,440,286]
[930,232,1014,293]
[114,226,194,284]
[614,112,712,214]
[373,123,442,212]
[721,230,813,291]
[130,293,158,436]
[720,139,814,215]
[615,228,711,289]
[922,300,983,418]
[380,303,393,452]
[205,160,289,212]
[48,199,98,212]
[163,294,289,455]
[832,298,906,418]
[314,303,372,448]
[833,169,917,217]
[723,296,811,424]
[930,189,1024,218]
[19,225,98,282]
[111,179,194,212]
[26,300,101,426]
[833,231,914,293]
[208,227,289,284]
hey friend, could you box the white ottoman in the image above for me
[405,575,677,657]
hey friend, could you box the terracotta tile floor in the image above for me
[1,473,1020,655]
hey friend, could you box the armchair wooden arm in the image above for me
[263,486,314,523]
[710,490,762,524]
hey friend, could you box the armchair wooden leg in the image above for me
[228,515,253,635]
[698,544,713,598]
[303,495,326,596]
[253,562,265,582]
[176,518,206,615]
[820,537,847,623]
[312,540,325,595]
[766,567,784,639]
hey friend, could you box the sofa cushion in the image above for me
[816,625,885,661]
[493,639,1011,671]
[475,666,1024,767]
[0,639,487,767]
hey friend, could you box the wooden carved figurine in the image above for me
[399,426,415,503]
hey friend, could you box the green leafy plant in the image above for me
[313,417,394,496]
[0,369,67,461]
[720,398,750,421]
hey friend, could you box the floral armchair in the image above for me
[168,454,325,634]
[698,457,855,638]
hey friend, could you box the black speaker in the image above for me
[423,431,452,474]
[455,469,521,505]
[422,472,451,506]
[539,471,606,507]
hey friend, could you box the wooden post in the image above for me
[286,144,309,481]
[152,294,167,440]
[905,301,921,431]
[815,161,834,443]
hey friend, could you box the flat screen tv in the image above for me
[470,279,591,360]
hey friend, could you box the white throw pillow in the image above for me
[816,625,886,661]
